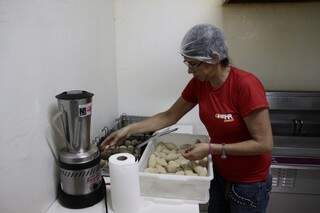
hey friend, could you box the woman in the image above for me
[101,24,273,213]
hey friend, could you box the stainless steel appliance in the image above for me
[54,90,105,209]
[267,91,320,213]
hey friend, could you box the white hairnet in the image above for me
[180,24,228,64]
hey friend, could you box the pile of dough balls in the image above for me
[100,139,142,169]
[144,142,208,176]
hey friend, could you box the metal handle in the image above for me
[271,164,320,171]
[102,126,109,138]
[52,111,70,145]
[293,119,299,136]
[293,119,304,136]
[297,119,304,136]
[71,116,81,151]
[155,127,179,137]
[136,127,179,149]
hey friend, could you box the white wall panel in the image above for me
[115,0,320,135]
[0,1,117,212]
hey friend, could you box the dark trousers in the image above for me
[208,170,272,213]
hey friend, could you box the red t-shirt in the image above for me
[181,66,271,183]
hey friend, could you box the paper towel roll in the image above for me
[109,153,141,213]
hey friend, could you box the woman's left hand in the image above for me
[181,140,209,161]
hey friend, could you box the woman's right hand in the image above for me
[99,126,130,152]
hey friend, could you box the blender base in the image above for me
[58,178,106,209]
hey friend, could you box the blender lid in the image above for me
[56,90,94,100]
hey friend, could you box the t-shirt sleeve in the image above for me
[181,78,198,104]
[237,74,269,117]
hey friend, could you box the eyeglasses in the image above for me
[183,60,203,73]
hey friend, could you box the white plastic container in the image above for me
[138,133,214,203]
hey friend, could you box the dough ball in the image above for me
[184,170,198,176]
[167,161,180,173]
[144,168,158,173]
[175,171,185,176]
[155,164,167,174]
[165,153,179,161]
[148,154,157,168]
[194,166,208,176]
[164,142,177,150]
[157,158,168,167]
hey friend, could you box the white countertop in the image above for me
[47,185,199,213]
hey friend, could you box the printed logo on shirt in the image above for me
[215,113,234,122]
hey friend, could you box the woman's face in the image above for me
[183,58,217,81]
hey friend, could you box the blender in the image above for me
[53,90,106,209]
